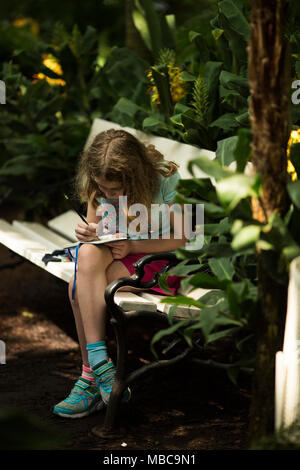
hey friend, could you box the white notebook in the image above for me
[66,233,128,248]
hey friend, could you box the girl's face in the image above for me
[94,177,124,199]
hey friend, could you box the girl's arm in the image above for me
[75,192,102,241]
[129,203,189,254]
[86,191,101,224]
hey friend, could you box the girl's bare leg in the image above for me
[68,275,89,367]
[74,244,113,344]
[68,248,141,363]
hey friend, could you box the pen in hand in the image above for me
[64,194,89,225]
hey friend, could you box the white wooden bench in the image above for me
[0,118,216,317]
[275,255,300,438]
[0,118,217,432]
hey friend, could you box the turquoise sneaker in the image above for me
[53,377,104,418]
[92,360,131,405]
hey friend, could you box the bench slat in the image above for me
[139,292,200,318]
[12,220,71,250]
[47,210,79,242]
[115,292,157,312]
[0,219,74,282]
[178,286,212,299]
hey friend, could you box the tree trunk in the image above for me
[248,0,291,442]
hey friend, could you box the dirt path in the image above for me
[0,240,251,450]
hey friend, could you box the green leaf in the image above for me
[187,272,229,290]
[0,155,35,177]
[201,242,236,258]
[287,180,300,209]
[226,280,249,318]
[150,64,174,116]
[235,111,249,126]
[181,71,197,82]
[261,212,300,265]
[169,113,183,127]
[234,128,252,172]
[231,224,262,251]
[216,135,239,167]
[220,86,248,108]
[158,272,174,295]
[161,15,176,50]
[143,115,165,129]
[208,257,235,281]
[198,201,226,219]
[281,244,300,263]
[214,315,243,327]
[167,261,202,276]
[174,103,191,114]
[109,97,148,127]
[183,305,220,338]
[188,155,232,180]
[219,0,250,41]
[159,295,205,309]
[104,47,150,107]
[215,173,262,211]
[227,366,239,385]
[210,113,241,131]
[198,290,225,306]
[189,31,210,62]
[219,70,249,96]
[203,61,223,123]
[204,217,233,236]
[140,0,163,59]
[206,326,241,344]
[150,319,190,358]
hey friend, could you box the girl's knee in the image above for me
[77,244,112,274]
[106,260,130,284]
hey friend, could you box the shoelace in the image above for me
[65,388,83,403]
[65,382,91,402]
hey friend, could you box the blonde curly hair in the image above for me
[73,129,179,212]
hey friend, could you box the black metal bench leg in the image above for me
[103,378,128,431]
[103,315,129,432]
[92,313,129,438]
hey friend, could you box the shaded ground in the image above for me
[0,209,252,451]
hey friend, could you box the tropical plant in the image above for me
[109,0,251,148]
[152,127,300,384]
[0,20,153,217]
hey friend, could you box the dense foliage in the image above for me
[2,0,300,383]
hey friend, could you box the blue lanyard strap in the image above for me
[71,243,83,300]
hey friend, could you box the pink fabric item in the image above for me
[119,253,182,296]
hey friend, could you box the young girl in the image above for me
[53,129,188,418]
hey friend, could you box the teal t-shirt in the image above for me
[96,169,180,239]
[152,170,181,204]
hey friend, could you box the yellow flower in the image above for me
[13,16,39,36]
[146,60,187,105]
[33,54,66,86]
[287,129,300,181]
[42,54,63,76]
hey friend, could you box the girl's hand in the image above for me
[75,222,98,242]
[105,239,132,259]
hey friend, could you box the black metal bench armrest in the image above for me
[104,251,179,312]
